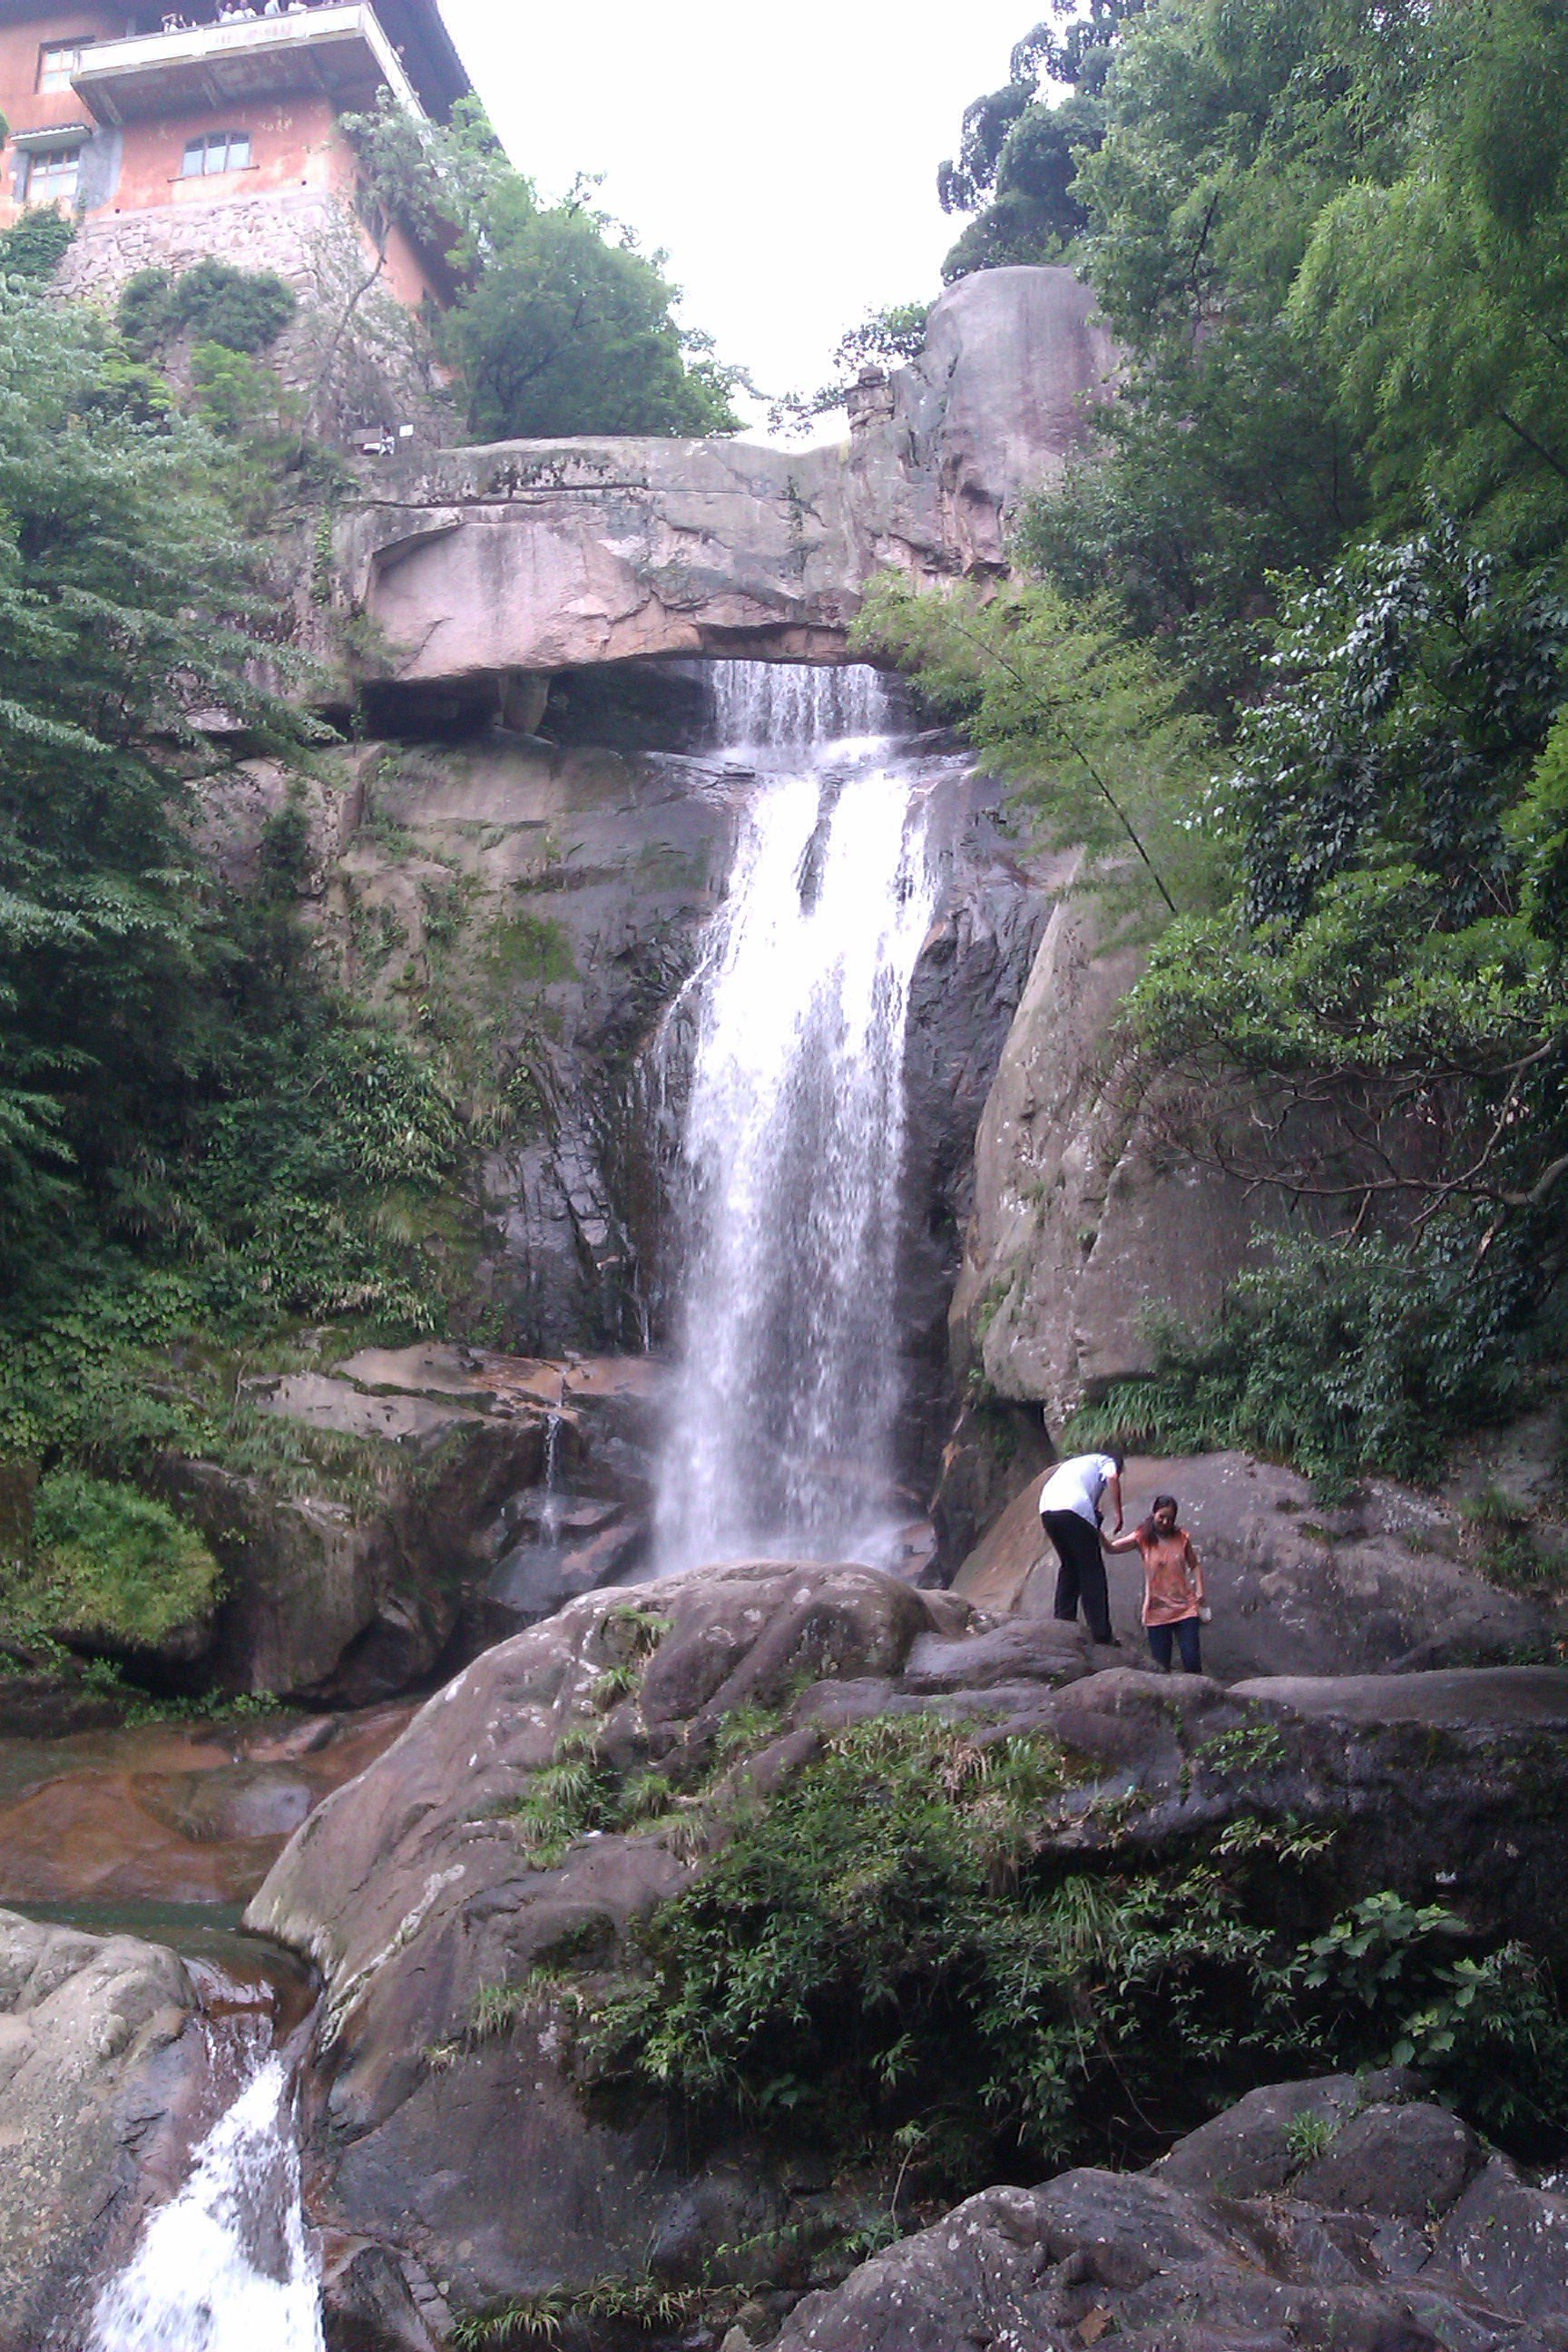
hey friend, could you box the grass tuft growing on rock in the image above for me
[451,2278,729,2347]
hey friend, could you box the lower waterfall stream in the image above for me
[91,2052,322,2352]
[653,663,942,1574]
[89,1972,323,2352]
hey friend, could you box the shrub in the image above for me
[0,209,76,283]
[117,258,297,357]
[189,340,292,439]
[584,1714,1568,2179]
[23,1471,220,1649]
[1071,1230,1540,1494]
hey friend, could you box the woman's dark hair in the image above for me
[1138,1493,1180,1542]
[1108,1447,1125,1472]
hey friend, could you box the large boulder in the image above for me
[0,1911,214,2352]
[162,1348,664,1701]
[246,1563,1568,2318]
[956,1449,1558,1675]
[771,2076,1568,2350]
[949,893,1275,1426]
[340,269,1116,686]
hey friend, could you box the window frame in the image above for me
[181,129,254,178]
[23,144,83,202]
[37,40,92,93]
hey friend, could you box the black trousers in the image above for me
[1043,1510,1113,1644]
[1148,1617,1202,1673]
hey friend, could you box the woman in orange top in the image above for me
[1104,1494,1207,1673]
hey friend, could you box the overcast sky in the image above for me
[439,0,1039,438]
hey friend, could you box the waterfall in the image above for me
[652,662,939,1575]
[91,2042,323,2352]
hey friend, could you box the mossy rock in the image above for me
[6,1473,221,1664]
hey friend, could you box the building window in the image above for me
[37,41,91,93]
[181,130,252,177]
[24,146,83,202]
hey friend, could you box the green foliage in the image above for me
[1283,2108,1339,2167]
[1288,0,1568,548]
[451,2278,724,2348]
[9,1470,220,1649]
[853,573,1224,934]
[487,910,577,985]
[590,1713,1568,2173]
[0,282,464,1480]
[445,201,741,442]
[188,342,295,442]
[1072,1233,1540,1493]
[0,209,76,284]
[343,91,744,443]
[117,260,297,358]
[919,0,1568,1445]
[942,93,1105,280]
[936,5,1144,279]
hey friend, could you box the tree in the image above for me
[0,279,459,1459]
[444,202,740,442]
[937,3,1145,280]
[344,93,743,444]
[1289,0,1568,551]
[1018,0,1429,701]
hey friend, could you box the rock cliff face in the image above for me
[949,894,1278,1428]
[337,269,1117,691]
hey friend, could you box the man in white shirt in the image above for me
[1038,1449,1123,1647]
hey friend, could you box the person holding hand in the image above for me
[1105,1493,1208,1672]
[1038,1448,1124,1647]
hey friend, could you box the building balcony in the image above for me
[69,3,423,127]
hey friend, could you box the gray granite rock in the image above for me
[0,1910,211,2352]
[772,2088,1568,2351]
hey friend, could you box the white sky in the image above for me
[439,0,1036,439]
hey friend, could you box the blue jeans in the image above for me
[1148,1618,1202,1673]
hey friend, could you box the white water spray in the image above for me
[653,663,939,1573]
[91,2051,323,2352]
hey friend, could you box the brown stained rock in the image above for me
[772,2091,1568,2351]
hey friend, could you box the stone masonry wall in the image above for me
[55,188,456,444]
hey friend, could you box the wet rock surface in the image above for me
[956,1449,1560,1676]
[0,1704,412,1908]
[244,1562,1568,2316]
[157,1348,662,1701]
[771,2077,1568,2351]
[0,1910,213,2352]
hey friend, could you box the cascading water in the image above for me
[91,2024,322,2352]
[652,662,940,1574]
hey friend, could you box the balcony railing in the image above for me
[70,3,422,125]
